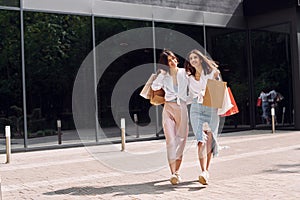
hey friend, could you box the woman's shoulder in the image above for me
[155,72,168,81]
[177,68,186,73]
[177,68,189,77]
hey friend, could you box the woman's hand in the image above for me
[160,69,167,75]
[214,70,220,80]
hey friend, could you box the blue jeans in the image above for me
[190,100,220,156]
[262,101,270,123]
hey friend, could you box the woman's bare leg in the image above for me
[205,131,213,170]
[198,142,207,172]
[169,160,176,174]
[175,159,182,172]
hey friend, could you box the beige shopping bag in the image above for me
[203,79,227,108]
[140,74,157,99]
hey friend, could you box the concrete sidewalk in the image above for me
[0,130,299,199]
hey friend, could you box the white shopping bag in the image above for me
[140,73,157,99]
[217,87,233,115]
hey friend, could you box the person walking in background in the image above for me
[184,49,221,185]
[151,49,189,185]
[258,89,271,124]
[266,89,284,124]
[268,89,278,107]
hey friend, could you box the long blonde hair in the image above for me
[184,49,218,76]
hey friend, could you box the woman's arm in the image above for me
[151,70,165,91]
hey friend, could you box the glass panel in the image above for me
[251,23,293,128]
[0,10,22,150]
[154,22,204,64]
[24,12,92,147]
[0,0,19,7]
[95,18,155,140]
[206,27,250,131]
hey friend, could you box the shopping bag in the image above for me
[140,74,157,99]
[217,87,233,115]
[140,73,165,105]
[150,88,165,105]
[203,79,227,108]
[220,87,239,117]
[256,98,262,107]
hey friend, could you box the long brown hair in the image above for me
[184,49,218,76]
[158,49,178,66]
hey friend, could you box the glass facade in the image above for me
[251,23,293,128]
[0,2,296,151]
[95,18,153,140]
[0,10,22,151]
[155,22,204,64]
[0,0,19,7]
[24,12,92,147]
[206,27,250,131]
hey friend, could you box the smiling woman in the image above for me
[151,49,189,185]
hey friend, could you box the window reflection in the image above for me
[24,12,92,146]
[251,23,293,128]
[0,10,22,149]
[95,17,154,137]
[0,0,19,7]
[206,27,249,131]
[0,8,295,150]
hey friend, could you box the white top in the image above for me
[188,68,219,104]
[259,92,269,102]
[151,68,188,104]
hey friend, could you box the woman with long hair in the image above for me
[184,49,220,185]
[151,49,189,185]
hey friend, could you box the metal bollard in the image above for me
[0,176,2,200]
[5,126,11,164]
[121,118,125,151]
[271,107,275,133]
[292,109,295,124]
[134,113,139,138]
[281,107,286,125]
[57,120,62,145]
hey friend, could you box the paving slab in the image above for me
[0,130,299,199]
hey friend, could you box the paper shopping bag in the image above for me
[140,73,157,99]
[221,87,239,117]
[150,88,165,105]
[256,98,262,107]
[217,86,234,115]
[203,79,227,108]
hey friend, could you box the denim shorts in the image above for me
[190,100,220,156]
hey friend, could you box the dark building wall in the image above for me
[245,6,300,129]
[243,0,296,16]
[105,0,244,15]
[293,11,300,129]
[246,7,296,29]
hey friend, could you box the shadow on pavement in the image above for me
[262,163,300,174]
[43,179,206,197]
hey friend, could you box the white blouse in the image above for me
[151,68,188,104]
[188,68,219,104]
